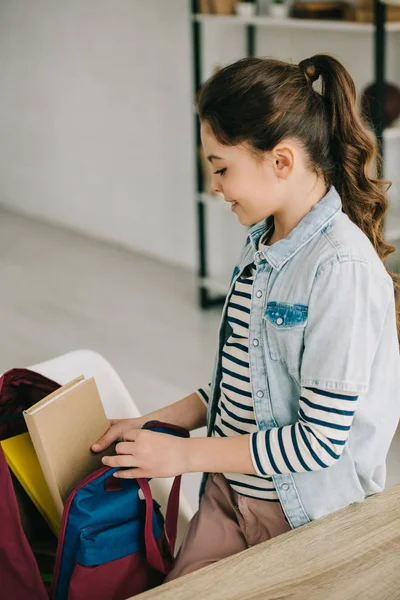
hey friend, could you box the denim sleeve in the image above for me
[300,259,392,394]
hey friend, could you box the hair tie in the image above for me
[299,58,320,87]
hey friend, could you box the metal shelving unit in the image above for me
[191,0,400,309]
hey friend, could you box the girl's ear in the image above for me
[271,143,294,179]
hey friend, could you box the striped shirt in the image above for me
[197,232,358,501]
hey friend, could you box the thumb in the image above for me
[92,423,123,452]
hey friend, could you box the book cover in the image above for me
[23,377,109,518]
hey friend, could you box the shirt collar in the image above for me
[247,186,342,271]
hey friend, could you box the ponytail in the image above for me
[299,54,399,337]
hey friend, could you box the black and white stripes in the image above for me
[196,247,358,501]
[197,266,280,501]
[249,386,357,477]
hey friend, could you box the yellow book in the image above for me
[1,432,60,536]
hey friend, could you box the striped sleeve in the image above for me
[196,383,211,407]
[249,387,358,476]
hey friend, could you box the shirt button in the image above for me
[281,483,290,491]
[256,390,264,398]
[276,317,284,325]
[253,339,259,347]
[256,290,262,298]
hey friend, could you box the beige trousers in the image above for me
[165,472,292,582]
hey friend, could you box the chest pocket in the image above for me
[263,302,308,375]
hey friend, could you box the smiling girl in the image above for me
[93,55,400,581]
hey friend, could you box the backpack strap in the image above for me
[164,474,181,554]
[137,477,177,574]
[138,420,189,573]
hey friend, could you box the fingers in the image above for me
[102,438,143,477]
[113,468,143,479]
[91,423,123,452]
[115,441,135,455]
[119,428,140,442]
[92,419,141,452]
[102,454,136,468]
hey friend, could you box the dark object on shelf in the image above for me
[361,82,400,129]
[291,1,345,20]
[345,1,400,23]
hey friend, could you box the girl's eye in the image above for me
[213,168,226,176]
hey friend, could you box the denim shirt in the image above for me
[199,186,400,529]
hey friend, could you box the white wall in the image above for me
[0,0,197,270]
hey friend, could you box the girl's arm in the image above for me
[101,386,356,479]
[185,434,256,475]
[185,387,358,476]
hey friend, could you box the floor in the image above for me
[0,207,399,510]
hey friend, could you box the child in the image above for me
[92,54,400,581]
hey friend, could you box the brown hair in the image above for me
[197,54,399,336]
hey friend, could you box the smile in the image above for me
[226,200,239,211]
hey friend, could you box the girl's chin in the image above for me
[231,204,259,226]
[237,209,268,227]
[235,210,252,226]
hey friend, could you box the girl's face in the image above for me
[200,122,286,226]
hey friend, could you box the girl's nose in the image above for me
[210,174,223,195]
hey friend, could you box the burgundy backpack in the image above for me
[0,368,58,599]
[0,368,188,599]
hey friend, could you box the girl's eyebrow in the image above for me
[207,154,224,163]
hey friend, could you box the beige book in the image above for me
[23,376,109,519]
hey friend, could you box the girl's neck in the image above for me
[269,176,328,245]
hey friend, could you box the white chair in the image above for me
[28,349,194,547]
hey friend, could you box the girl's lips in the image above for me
[231,201,239,212]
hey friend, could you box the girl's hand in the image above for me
[101,428,188,479]
[91,418,143,452]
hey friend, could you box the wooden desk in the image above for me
[134,484,400,600]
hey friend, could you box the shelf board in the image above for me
[193,14,400,33]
